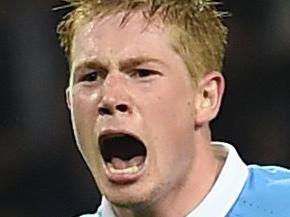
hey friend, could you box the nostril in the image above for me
[98,107,113,116]
[116,104,128,113]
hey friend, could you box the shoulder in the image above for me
[227,165,290,217]
[77,209,101,217]
[77,212,101,217]
[247,165,290,193]
[77,213,99,217]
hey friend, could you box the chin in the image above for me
[103,184,156,209]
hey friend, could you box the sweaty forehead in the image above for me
[71,11,172,67]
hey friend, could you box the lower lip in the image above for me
[104,161,147,185]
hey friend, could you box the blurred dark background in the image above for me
[0,0,289,216]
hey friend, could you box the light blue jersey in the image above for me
[226,165,290,217]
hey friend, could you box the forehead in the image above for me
[71,11,177,69]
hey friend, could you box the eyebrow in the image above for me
[73,56,164,74]
[119,57,164,71]
[73,59,108,75]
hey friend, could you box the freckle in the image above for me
[187,101,191,106]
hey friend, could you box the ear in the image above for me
[194,71,225,127]
[66,87,72,110]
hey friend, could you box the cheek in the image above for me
[70,88,100,140]
[145,88,195,130]
[70,90,104,168]
[141,86,196,163]
[72,87,100,117]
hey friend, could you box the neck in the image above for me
[113,128,224,217]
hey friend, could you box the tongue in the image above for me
[111,156,145,170]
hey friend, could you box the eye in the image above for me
[131,69,158,78]
[79,70,104,82]
[82,72,97,82]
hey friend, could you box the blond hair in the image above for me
[57,0,228,80]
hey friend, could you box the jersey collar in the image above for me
[186,142,248,217]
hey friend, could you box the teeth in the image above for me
[107,163,141,174]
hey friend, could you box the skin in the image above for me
[67,11,225,217]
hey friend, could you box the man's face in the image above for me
[68,12,200,206]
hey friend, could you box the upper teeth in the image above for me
[107,163,140,174]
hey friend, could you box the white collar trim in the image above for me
[98,142,248,217]
[187,142,248,217]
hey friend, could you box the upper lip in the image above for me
[98,129,143,147]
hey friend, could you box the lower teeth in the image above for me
[107,163,140,174]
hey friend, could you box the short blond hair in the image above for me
[57,0,228,80]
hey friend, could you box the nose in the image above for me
[98,101,130,116]
[97,73,132,116]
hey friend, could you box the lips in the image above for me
[99,132,147,184]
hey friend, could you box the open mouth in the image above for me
[99,133,147,177]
